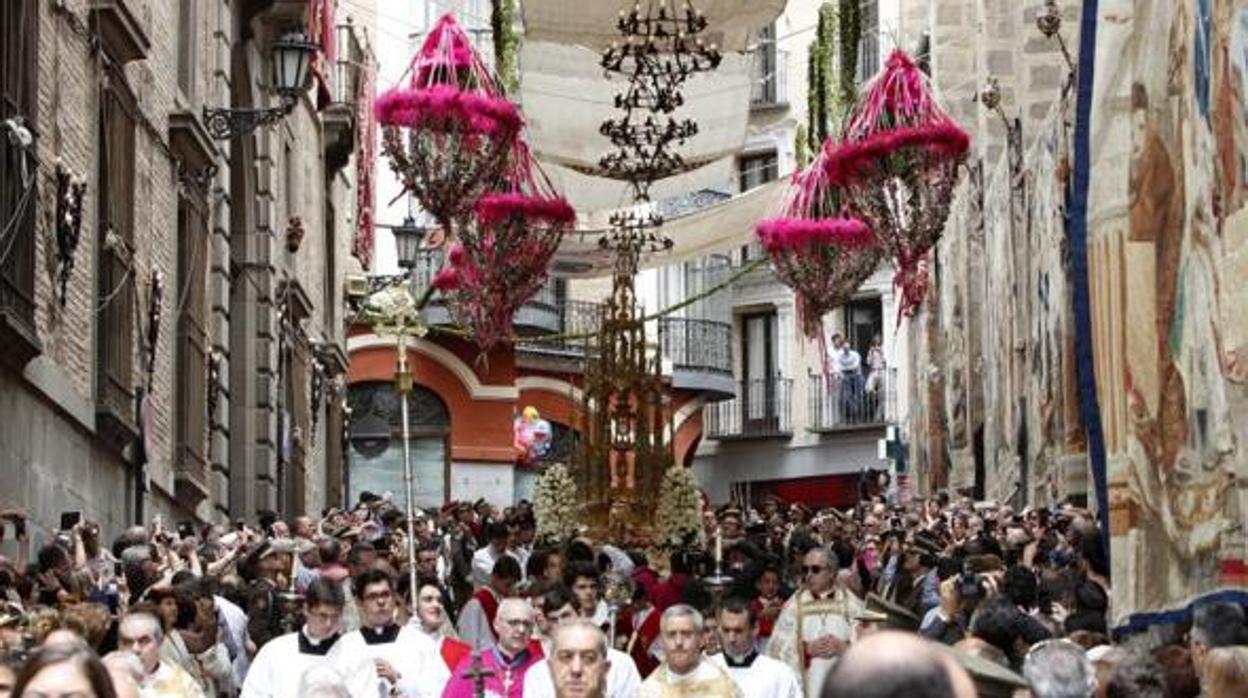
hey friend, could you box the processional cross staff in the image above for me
[359,281,436,605]
[461,651,496,698]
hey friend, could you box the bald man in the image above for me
[820,631,975,698]
[443,598,544,698]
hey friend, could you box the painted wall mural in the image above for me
[1090,0,1248,627]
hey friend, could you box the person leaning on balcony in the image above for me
[831,335,864,419]
[865,334,886,394]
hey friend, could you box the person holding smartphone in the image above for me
[69,519,118,590]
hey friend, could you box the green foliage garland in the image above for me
[837,0,861,108]
[490,0,519,95]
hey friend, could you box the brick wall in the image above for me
[1,0,368,532]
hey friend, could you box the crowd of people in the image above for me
[0,491,1245,698]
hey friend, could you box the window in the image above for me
[751,23,780,105]
[96,76,138,430]
[741,310,780,428]
[324,198,337,330]
[177,0,197,101]
[284,142,295,221]
[843,296,883,358]
[0,0,40,363]
[348,382,451,507]
[176,198,209,492]
[738,151,778,192]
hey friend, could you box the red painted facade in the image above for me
[347,329,708,502]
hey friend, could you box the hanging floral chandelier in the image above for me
[375,13,521,232]
[756,148,882,340]
[822,49,970,318]
[433,141,576,353]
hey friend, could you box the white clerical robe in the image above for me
[636,659,743,698]
[766,588,865,698]
[241,630,374,698]
[523,647,641,698]
[708,653,801,698]
[328,624,449,698]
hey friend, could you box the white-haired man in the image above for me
[637,605,742,698]
[118,611,205,698]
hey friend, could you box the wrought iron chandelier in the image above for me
[598,0,722,203]
[574,1,721,540]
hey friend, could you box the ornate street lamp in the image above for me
[391,216,428,270]
[203,28,317,140]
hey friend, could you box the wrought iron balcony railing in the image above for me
[330,20,366,107]
[658,317,732,375]
[706,377,793,439]
[808,367,897,431]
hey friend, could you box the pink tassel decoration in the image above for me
[375,12,520,232]
[821,49,970,320]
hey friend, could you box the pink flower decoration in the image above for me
[374,86,522,136]
[823,120,969,186]
[446,242,467,267]
[756,217,873,253]
[432,267,461,292]
[475,193,576,227]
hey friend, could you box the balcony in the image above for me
[324,20,368,175]
[808,368,897,432]
[706,377,793,440]
[516,300,603,358]
[658,317,734,401]
[410,249,567,335]
[750,48,788,110]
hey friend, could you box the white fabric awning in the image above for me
[520,0,787,53]
[552,178,786,277]
[520,41,753,210]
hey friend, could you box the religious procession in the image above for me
[2,0,1247,697]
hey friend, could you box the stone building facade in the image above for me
[892,0,1084,504]
[0,0,372,545]
[895,0,1248,625]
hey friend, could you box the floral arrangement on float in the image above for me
[755,146,883,341]
[822,49,970,319]
[375,13,523,232]
[654,465,704,550]
[431,140,575,352]
[533,462,580,544]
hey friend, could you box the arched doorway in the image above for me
[347,381,450,508]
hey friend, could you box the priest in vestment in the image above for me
[442,598,544,698]
[637,605,742,698]
[767,547,865,697]
[707,599,800,698]
[458,555,522,650]
[328,568,448,698]
[242,578,376,698]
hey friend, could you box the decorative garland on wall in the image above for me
[490,0,519,95]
